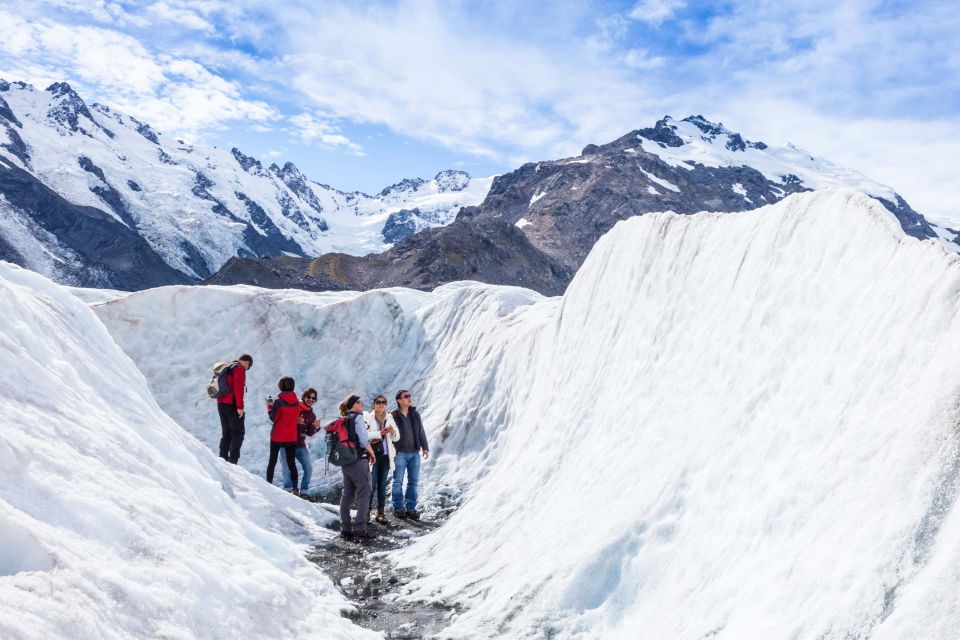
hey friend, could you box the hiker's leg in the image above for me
[392,453,409,511]
[281,444,294,489]
[405,452,421,512]
[297,447,312,492]
[377,458,390,508]
[228,410,245,464]
[217,404,231,460]
[266,442,280,484]
[340,467,356,532]
[283,445,298,490]
[353,460,371,531]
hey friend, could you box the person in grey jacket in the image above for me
[338,394,377,540]
[390,389,430,520]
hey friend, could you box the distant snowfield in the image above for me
[7,189,960,638]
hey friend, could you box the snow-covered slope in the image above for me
[0,262,374,639]
[639,115,904,202]
[394,189,960,638]
[0,80,491,288]
[94,189,960,638]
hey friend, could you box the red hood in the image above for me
[277,391,299,404]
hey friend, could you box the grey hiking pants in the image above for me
[340,458,371,533]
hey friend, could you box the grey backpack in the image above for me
[206,361,236,399]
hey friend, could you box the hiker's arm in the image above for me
[386,417,400,442]
[418,418,429,458]
[366,444,376,464]
[235,366,245,413]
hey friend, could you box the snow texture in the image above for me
[0,263,376,640]
[92,189,960,639]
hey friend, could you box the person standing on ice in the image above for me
[217,354,253,464]
[265,377,301,495]
[365,395,399,524]
[391,390,430,520]
[281,388,320,495]
[339,395,377,540]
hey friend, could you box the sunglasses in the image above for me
[305,396,317,401]
[401,394,411,399]
[374,400,387,405]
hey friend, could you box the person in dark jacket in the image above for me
[391,389,430,520]
[266,377,300,495]
[282,388,320,495]
[339,394,377,540]
[217,354,253,464]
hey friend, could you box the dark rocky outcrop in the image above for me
[207,215,572,295]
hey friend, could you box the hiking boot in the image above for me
[407,510,420,520]
[291,488,300,497]
[375,508,388,525]
[394,509,408,519]
[357,530,377,541]
[340,531,356,541]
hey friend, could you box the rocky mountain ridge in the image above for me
[209,114,949,294]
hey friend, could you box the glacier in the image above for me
[0,263,377,639]
[5,188,960,638]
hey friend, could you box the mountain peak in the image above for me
[231,147,263,173]
[434,169,470,192]
[378,177,427,199]
[45,81,78,98]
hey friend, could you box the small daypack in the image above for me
[206,361,236,399]
[325,416,359,467]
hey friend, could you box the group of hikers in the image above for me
[209,355,430,541]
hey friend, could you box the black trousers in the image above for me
[266,442,298,488]
[370,453,391,509]
[217,403,245,464]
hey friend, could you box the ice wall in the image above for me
[92,189,960,638]
[0,264,375,639]
[395,189,960,638]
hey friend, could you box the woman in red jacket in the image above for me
[266,376,301,494]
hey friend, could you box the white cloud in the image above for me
[147,1,214,33]
[0,7,277,137]
[624,48,666,70]
[287,112,364,155]
[274,1,662,162]
[628,0,685,25]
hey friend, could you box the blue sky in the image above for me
[0,0,957,214]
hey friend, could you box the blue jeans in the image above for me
[392,451,421,511]
[282,447,313,491]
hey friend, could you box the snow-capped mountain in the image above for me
[0,80,492,289]
[210,114,950,295]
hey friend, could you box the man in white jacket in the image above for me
[365,395,400,524]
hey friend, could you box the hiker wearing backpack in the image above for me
[281,388,321,495]
[266,377,301,495]
[337,395,377,540]
[391,390,430,520]
[212,354,253,464]
[365,395,400,524]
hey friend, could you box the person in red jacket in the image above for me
[217,354,253,464]
[282,388,321,494]
[266,376,301,494]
